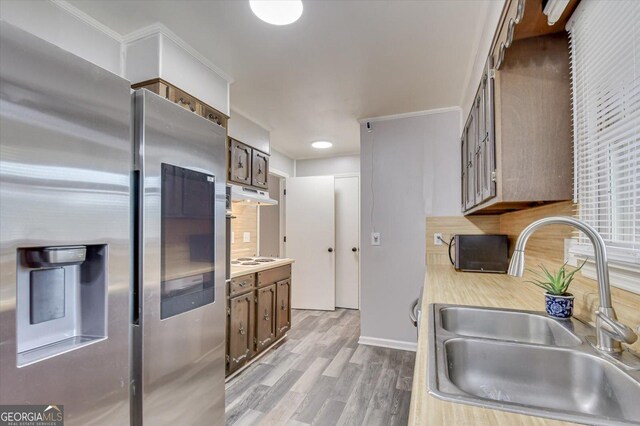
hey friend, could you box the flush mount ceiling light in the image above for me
[250,0,303,26]
[311,141,332,149]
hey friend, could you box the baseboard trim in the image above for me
[358,336,417,352]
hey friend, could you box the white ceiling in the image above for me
[69,0,494,159]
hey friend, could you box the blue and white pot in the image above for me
[545,293,574,319]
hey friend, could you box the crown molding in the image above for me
[121,22,234,84]
[358,106,461,124]
[50,0,123,42]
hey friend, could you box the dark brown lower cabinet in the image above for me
[226,265,292,377]
[276,279,291,339]
[255,284,277,352]
[227,292,254,373]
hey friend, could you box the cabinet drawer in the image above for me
[230,274,255,297]
[257,264,291,287]
[167,86,201,114]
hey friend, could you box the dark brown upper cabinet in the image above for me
[251,150,269,190]
[228,138,252,186]
[462,0,572,215]
[228,137,270,190]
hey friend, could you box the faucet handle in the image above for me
[596,311,638,345]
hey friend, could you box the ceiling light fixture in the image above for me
[250,0,303,26]
[311,141,332,149]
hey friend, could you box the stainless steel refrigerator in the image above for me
[0,22,132,425]
[131,89,226,425]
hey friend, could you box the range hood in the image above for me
[230,184,278,206]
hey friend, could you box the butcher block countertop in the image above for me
[408,265,577,426]
[229,258,294,279]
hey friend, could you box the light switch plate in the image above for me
[371,232,381,246]
[243,232,251,243]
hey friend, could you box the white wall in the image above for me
[0,0,122,75]
[123,27,230,115]
[270,149,295,177]
[360,109,460,347]
[228,109,271,154]
[295,155,360,177]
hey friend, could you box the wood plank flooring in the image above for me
[226,309,415,426]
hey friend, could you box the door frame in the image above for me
[333,173,361,310]
[266,167,290,258]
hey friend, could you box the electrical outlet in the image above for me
[243,232,251,243]
[371,232,381,246]
[434,233,443,246]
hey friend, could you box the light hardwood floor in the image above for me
[225,309,415,426]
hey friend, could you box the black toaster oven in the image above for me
[450,234,509,273]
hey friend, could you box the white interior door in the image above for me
[335,176,360,309]
[285,176,335,310]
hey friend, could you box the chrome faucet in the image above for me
[508,216,637,354]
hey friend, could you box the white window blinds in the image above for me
[568,0,640,254]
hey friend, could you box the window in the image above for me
[567,0,640,292]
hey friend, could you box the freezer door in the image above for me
[133,90,226,425]
[0,22,131,425]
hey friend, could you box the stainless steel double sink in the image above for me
[428,304,640,425]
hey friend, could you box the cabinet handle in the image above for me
[178,97,196,112]
[281,300,286,311]
[505,18,515,48]
[409,298,419,327]
[515,0,525,24]
[264,309,269,321]
[207,113,220,124]
[239,321,245,335]
[239,280,247,287]
[496,42,506,70]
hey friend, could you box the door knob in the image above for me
[328,248,333,253]
[352,247,358,252]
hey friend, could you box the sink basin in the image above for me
[440,306,582,347]
[445,338,640,423]
[428,303,640,425]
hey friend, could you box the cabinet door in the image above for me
[229,139,252,185]
[475,81,486,204]
[275,279,291,339]
[227,293,254,373]
[255,284,276,352]
[481,60,497,201]
[464,112,476,210]
[251,150,269,189]
[461,135,468,212]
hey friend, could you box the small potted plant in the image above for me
[526,261,586,319]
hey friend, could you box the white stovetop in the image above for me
[229,257,294,279]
